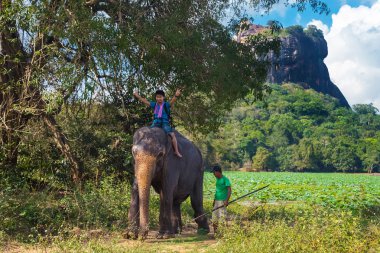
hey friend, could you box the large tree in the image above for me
[0,0,329,182]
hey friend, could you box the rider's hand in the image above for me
[224,200,228,207]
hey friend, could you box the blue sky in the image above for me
[250,0,376,28]
[232,0,380,110]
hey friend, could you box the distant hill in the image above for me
[196,84,380,173]
[238,24,350,107]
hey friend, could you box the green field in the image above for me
[1,172,380,252]
[203,172,380,211]
[200,172,380,253]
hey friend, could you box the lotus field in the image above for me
[203,172,380,211]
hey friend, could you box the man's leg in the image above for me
[212,200,223,234]
[167,129,182,157]
[220,204,227,228]
[150,121,161,128]
[162,123,182,157]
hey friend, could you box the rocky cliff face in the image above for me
[241,24,350,107]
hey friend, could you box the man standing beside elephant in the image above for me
[211,165,232,233]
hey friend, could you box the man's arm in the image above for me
[170,89,181,106]
[224,186,231,206]
[133,92,151,107]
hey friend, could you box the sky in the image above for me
[234,0,380,109]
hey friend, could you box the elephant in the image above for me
[127,126,210,239]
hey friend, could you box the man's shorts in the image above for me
[211,200,227,223]
[151,121,173,134]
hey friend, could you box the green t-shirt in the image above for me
[214,175,231,201]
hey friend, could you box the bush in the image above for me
[0,176,137,242]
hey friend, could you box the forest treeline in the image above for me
[195,84,380,173]
[3,83,379,190]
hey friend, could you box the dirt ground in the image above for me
[2,224,218,253]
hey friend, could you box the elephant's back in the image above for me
[175,131,197,149]
[175,132,203,171]
[176,132,200,154]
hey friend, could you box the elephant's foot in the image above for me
[138,229,148,241]
[123,229,138,240]
[163,233,174,239]
[174,227,182,235]
[197,226,210,235]
[156,232,174,239]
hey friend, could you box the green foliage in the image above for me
[252,147,276,171]
[281,24,325,39]
[14,104,135,187]
[0,176,133,242]
[196,84,380,172]
[245,0,330,15]
[353,103,379,115]
[0,0,283,140]
[214,206,380,253]
[305,24,324,38]
[285,25,304,35]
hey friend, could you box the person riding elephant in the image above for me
[133,89,182,157]
[126,126,210,239]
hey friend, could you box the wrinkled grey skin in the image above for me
[127,127,209,239]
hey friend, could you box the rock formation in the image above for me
[239,24,350,107]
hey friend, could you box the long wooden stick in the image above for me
[193,184,270,221]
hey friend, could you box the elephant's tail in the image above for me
[195,147,205,172]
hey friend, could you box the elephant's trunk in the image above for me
[134,153,157,237]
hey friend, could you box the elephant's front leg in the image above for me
[126,179,139,239]
[157,191,166,238]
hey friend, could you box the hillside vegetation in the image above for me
[196,83,380,173]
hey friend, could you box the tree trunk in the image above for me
[0,0,29,169]
[1,128,20,168]
[1,1,82,184]
[42,113,82,184]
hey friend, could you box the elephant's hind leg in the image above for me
[172,201,183,234]
[190,177,210,234]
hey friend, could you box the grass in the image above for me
[1,172,380,252]
[212,204,380,253]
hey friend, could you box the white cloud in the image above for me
[266,0,296,17]
[295,13,302,24]
[306,19,329,35]
[268,3,288,17]
[323,1,380,109]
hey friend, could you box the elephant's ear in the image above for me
[165,137,173,156]
[156,151,166,170]
[160,141,172,170]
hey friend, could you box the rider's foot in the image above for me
[175,152,183,158]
